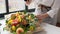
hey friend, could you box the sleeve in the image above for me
[40,0,54,7]
[47,8,59,18]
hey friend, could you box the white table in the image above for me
[0,19,60,34]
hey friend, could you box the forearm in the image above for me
[36,13,49,20]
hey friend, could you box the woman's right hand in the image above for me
[25,0,32,6]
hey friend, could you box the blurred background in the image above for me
[0,0,60,27]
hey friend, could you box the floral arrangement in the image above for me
[3,12,39,34]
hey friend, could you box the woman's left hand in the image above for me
[36,13,49,20]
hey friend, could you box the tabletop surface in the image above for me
[0,19,60,34]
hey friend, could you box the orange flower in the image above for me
[11,19,19,26]
[22,19,27,25]
[21,15,25,19]
[16,12,20,17]
[11,26,16,31]
[16,28,24,34]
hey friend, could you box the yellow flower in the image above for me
[16,12,19,14]
[16,12,20,17]
[18,16,21,22]
[8,20,13,24]
[22,12,24,15]
[30,26,34,31]
[11,26,16,31]
[29,15,31,20]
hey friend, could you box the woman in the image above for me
[25,0,60,25]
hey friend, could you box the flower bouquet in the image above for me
[3,11,42,34]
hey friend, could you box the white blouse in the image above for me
[33,0,59,18]
[32,0,60,25]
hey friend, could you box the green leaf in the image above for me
[21,32,26,34]
[24,26,29,32]
[30,14,35,19]
[34,18,38,21]
[3,27,8,31]
[6,20,8,23]
[13,32,16,34]
[24,10,27,14]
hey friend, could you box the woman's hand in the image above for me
[36,13,49,20]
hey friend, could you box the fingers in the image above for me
[35,14,45,20]
[35,15,40,18]
[36,15,42,20]
[35,15,43,23]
